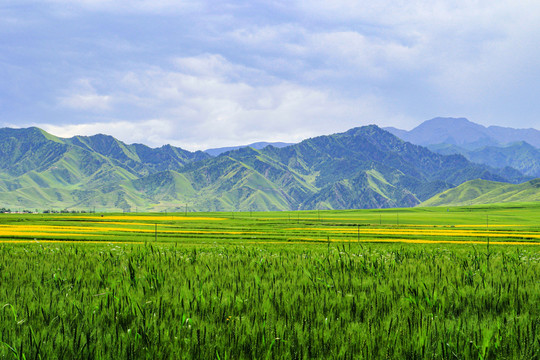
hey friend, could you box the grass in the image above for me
[0,202,538,245]
[0,202,538,359]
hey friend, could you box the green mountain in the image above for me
[0,125,526,212]
[164,125,521,211]
[421,178,540,207]
[0,127,209,211]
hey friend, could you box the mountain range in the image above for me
[0,124,532,212]
[427,141,540,178]
[385,117,540,178]
[385,117,540,148]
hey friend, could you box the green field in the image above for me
[0,203,538,358]
[1,202,539,245]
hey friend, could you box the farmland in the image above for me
[0,203,538,358]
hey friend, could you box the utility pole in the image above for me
[327,235,330,252]
[486,214,490,251]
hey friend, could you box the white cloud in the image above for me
[40,0,202,14]
[40,119,175,146]
[172,54,270,83]
[220,24,424,86]
[283,0,540,125]
[294,0,514,28]
[44,55,407,150]
[4,0,540,138]
[306,31,420,79]
[57,79,112,111]
[59,94,112,111]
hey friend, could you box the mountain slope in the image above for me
[173,125,518,210]
[0,125,525,212]
[426,142,540,178]
[67,134,210,175]
[0,127,208,211]
[0,127,68,176]
[421,178,540,207]
[464,142,540,178]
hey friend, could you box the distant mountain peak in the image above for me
[385,117,540,148]
[204,141,294,157]
[385,118,540,178]
[420,117,472,126]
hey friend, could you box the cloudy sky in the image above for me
[1,1,539,150]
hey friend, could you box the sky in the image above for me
[1,0,539,150]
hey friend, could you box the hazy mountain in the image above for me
[205,142,294,156]
[386,118,540,179]
[426,141,540,178]
[385,117,540,148]
[466,142,540,178]
[421,178,540,207]
[0,125,526,212]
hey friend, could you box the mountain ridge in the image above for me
[205,141,295,157]
[385,117,540,179]
[0,124,530,212]
[385,117,540,148]
[429,141,540,178]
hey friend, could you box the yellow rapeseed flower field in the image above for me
[1,205,538,245]
[63,215,226,221]
[0,224,260,238]
[285,227,540,240]
[296,237,540,246]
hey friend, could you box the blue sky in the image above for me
[1,0,539,150]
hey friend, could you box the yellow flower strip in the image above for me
[84,221,184,227]
[452,224,528,228]
[259,217,369,221]
[55,215,226,221]
[0,225,100,232]
[0,225,101,237]
[296,237,540,246]
[96,228,261,235]
[84,221,245,229]
[0,240,141,244]
[285,227,540,239]
[0,225,259,236]
[0,231,98,237]
[390,224,527,228]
